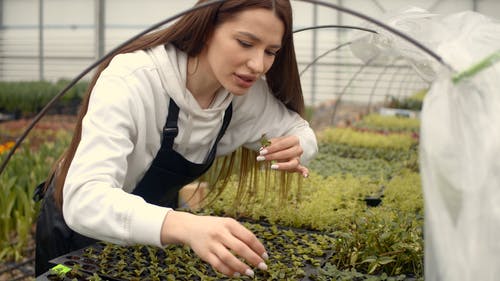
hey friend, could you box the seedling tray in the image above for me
[35,263,98,281]
[42,219,337,280]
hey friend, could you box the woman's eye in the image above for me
[237,39,252,48]
[265,49,278,56]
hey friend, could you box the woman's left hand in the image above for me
[256,135,309,178]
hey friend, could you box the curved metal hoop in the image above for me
[293,25,377,34]
[299,42,352,77]
[0,0,452,175]
[294,0,453,70]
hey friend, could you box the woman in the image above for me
[35,0,318,278]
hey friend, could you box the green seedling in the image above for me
[260,134,272,148]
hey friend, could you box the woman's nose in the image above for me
[246,52,265,74]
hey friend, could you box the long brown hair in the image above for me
[50,0,304,207]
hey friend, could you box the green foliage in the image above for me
[0,131,70,262]
[330,207,423,277]
[0,79,88,116]
[386,89,427,111]
[260,133,272,147]
[310,263,422,281]
[315,143,418,163]
[352,114,420,133]
[1,108,424,279]
[204,111,424,278]
[204,171,423,277]
[318,128,417,150]
[309,127,419,180]
[309,143,419,180]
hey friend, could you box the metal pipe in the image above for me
[0,0,3,79]
[396,67,413,100]
[38,0,44,81]
[310,3,318,105]
[366,58,396,113]
[95,0,106,59]
[336,0,343,115]
[300,42,351,76]
[293,25,376,34]
[0,0,4,27]
[331,59,371,124]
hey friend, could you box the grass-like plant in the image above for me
[0,80,87,117]
[317,128,417,150]
[0,130,71,262]
[352,114,420,133]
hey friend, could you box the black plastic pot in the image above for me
[364,196,382,207]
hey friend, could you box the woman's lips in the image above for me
[234,73,256,88]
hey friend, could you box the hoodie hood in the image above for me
[147,44,233,119]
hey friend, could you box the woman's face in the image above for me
[203,8,285,96]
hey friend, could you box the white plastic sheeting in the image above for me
[349,8,500,281]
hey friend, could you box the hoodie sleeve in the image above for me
[62,56,171,248]
[220,80,318,164]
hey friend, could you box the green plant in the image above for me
[0,132,71,262]
[260,133,272,147]
[308,140,419,180]
[352,114,420,133]
[203,168,423,278]
[0,79,88,117]
[386,89,427,111]
[317,128,417,150]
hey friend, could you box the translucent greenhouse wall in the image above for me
[0,0,499,106]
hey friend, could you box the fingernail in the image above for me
[259,149,268,155]
[258,262,268,271]
[303,173,309,178]
[233,272,241,278]
[271,164,279,170]
[256,156,266,162]
[245,268,254,277]
[262,252,269,260]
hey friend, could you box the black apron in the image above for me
[34,99,233,276]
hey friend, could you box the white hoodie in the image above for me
[63,44,318,247]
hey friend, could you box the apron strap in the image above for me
[161,99,180,150]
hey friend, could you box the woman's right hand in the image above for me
[160,210,268,278]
